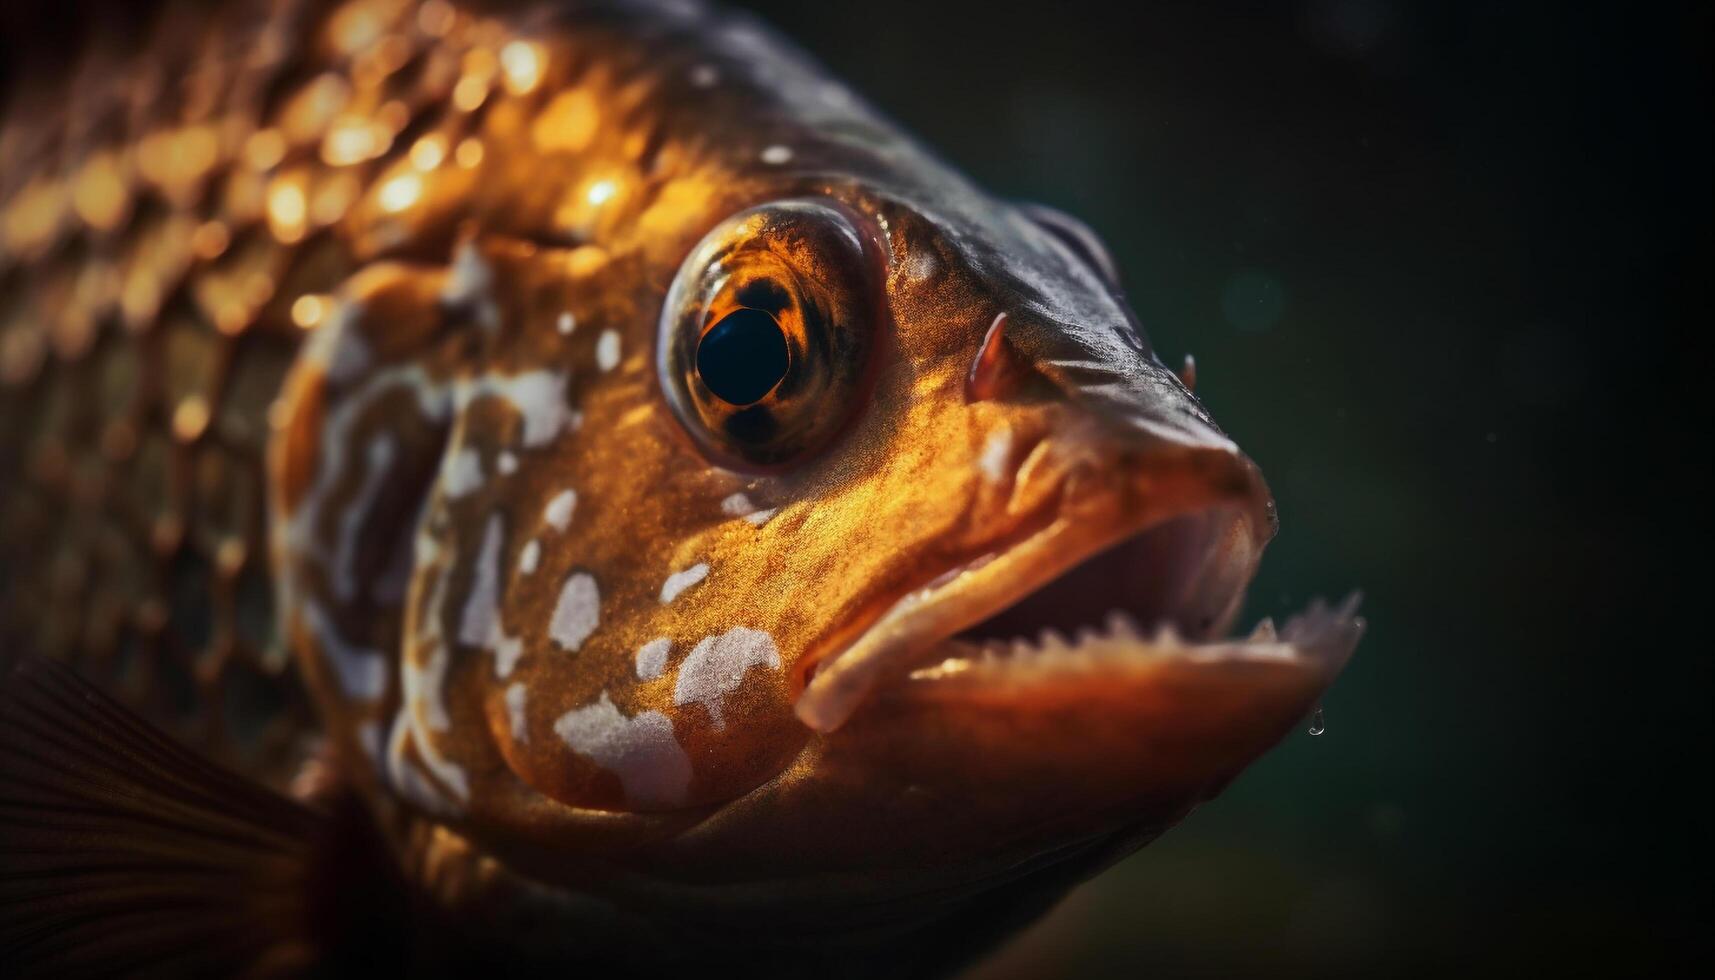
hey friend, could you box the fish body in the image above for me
[0,0,1362,974]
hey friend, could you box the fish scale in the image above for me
[0,0,480,779]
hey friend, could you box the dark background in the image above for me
[729,1,1711,976]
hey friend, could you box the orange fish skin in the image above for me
[0,0,1360,972]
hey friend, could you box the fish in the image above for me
[0,0,1363,975]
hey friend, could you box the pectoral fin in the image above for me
[0,658,408,976]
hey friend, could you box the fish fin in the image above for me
[0,657,407,976]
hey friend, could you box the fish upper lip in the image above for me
[792,448,1352,733]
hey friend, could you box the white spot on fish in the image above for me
[304,298,371,384]
[689,64,719,88]
[635,638,671,680]
[544,489,577,531]
[660,563,709,603]
[493,633,524,680]
[398,667,469,808]
[332,435,395,602]
[277,364,452,665]
[553,692,690,807]
[402,661,451,732]
[673,627,781,730]
[505,682,529,744]
[557,310,576,334]
[385,706,468,815]
[443,240,499,329]
[302,599,387,700]
[385,712,448,815]
[442,446,484,498]
[980,425,1013,483]
[721,492,776,526]
[596,330,621,372]
[458,515,504,648]
[519,538,541,574]
[458,370,578,448]
[411,545,459,732]
[461,513,526,678]
[375,492,468,816]
[497,450,518,475]
[413,524,442,571]
[760,144,793,165]
[550,572,600,652]
[902,247,940,283]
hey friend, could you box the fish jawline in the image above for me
[795,488,1361,733]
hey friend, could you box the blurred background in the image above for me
[726,1,1711,976]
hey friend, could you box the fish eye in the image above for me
[696,307,790,406]
[659,199,878,467]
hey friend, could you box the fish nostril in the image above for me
[966,312,1025,403]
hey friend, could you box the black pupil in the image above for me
[696,308,790,406]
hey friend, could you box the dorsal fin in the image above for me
[0,657,408,975]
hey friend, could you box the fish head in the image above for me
[423,173,1361,917]
[268,17,1363,943]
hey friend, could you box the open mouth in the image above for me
[954,509,1258,648]
[795,494,1362,732]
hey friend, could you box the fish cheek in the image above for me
[669,662,804,807]
[491,701,631,812]
[482,670,804,814]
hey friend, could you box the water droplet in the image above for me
[1308,705,1326,736]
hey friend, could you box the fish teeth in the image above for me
[1105,610,1142,640]
[1280,591,1364,647]
[928,593,1364,683]
[1337,591,1363,619]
